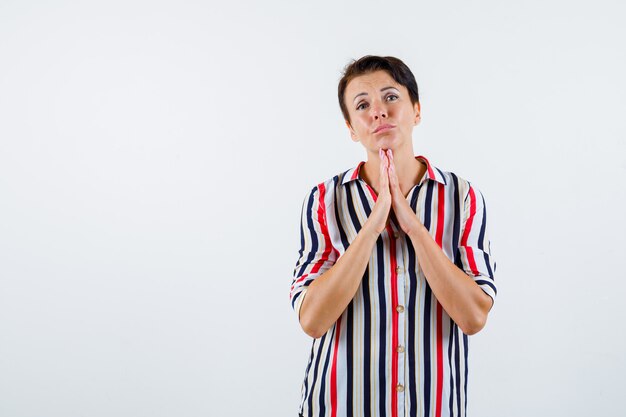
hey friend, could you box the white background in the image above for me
[1,1,625,416]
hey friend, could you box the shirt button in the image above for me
[397,384,405,392]
[397,345,405,353]
[396,305,405,313]
[396,266,402,273]
[394,232,399,239]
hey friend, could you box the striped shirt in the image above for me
[290,155,497,417]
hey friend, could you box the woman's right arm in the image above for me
[299,152,391,338]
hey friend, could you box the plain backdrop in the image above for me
[1,1,625,416]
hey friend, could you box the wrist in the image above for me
[361,221,383,241]
[407,221,428,241]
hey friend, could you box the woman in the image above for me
[290,55,497,417]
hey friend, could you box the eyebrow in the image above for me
[353,86,399,103]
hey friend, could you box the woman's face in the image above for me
[344,70,420,154]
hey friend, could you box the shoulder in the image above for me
[304,165,355,199]
[297,169,353,227]
[428,162,469,191]
[432,164,486,205]
[417,155,476,197]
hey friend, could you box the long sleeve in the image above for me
[456,183,497,307]
[289,184,338,322]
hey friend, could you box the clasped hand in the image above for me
[367,149,422,237]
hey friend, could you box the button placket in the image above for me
[394,233,407,413]
[385,221,407,415]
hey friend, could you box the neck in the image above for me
[362,149,426,198]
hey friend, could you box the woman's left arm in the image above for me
[407,224,493,335]
[385,150,494,335]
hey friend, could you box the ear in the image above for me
[414,101,421,125]
[345,120,359,142]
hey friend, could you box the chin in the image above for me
[376,135,398,148]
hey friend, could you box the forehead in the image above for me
[345,70,401,99]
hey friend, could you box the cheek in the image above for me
[357,113,371,126]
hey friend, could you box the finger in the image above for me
[387,150,396,176]
[385,151,393,179]
[388,157,399,191]
[380,148,387,163]
[381,152,388,177]
[380,155,390,192]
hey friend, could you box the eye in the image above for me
[356,102,368,111]
[386,94,398,102]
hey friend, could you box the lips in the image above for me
[373,124,395,133]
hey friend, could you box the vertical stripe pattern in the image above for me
[290,155,497,417]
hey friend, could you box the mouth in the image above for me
[373,124,395,134]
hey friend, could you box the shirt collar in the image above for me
[341,155,447,186]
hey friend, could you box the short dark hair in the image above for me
[338,55,420,125]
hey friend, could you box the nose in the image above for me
[370,100,387,120]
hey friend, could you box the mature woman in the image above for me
[290,55,497,417]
